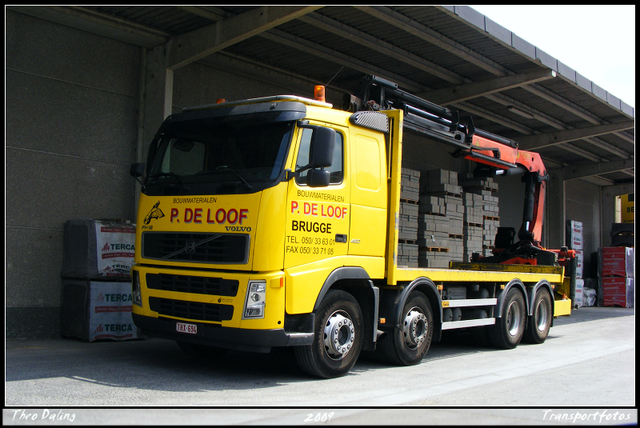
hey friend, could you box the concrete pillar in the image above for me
[139,44,174,164]
[546,168,566,249]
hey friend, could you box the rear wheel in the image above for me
[379,291,433,365]
[523,288,552,344]
[294,290,363,378]
[488,287,525,349]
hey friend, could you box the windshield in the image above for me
[144,121,294,196]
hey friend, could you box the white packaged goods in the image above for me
[566,220,583,250]
[89,281,139,341]
[575,249,584,279]
[574,278,584,308]
[60,279,141,341]
[62,219,136,279]
[583,287,597,307]
[95,221,136,277]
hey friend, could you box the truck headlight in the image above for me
[132,270,142,307]
[243,280,266,319]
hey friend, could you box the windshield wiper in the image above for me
[147,172,189,190]
[198,166,254,190]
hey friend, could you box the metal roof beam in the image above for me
[425,69,556,104]
[259,29,424,93]
[357,6,509,76]
[359,5,621,137]
[558,144,607,163]
[517,121,635,151]
[455,102,614,163]
[299,13,463,84]
[175,6,228,22]
[452,102,534,135]
[8,6,169,48]
[563,159,635,181]
[582,137,634,160]
[167,6,322,70]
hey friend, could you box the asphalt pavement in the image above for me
[4,305,636,425]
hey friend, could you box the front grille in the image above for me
[146,273,239,296]
[149,297,234,322]
[142,232,249,264]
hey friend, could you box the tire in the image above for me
[176,341,229,360]
[523,288,552,344]
[488,287,526,349]
[294,290,363,379]
[378,291,433,366]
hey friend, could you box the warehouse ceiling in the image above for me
[12,5,635,186]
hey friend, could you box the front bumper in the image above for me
[133,313,313,353]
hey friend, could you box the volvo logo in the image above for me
[162,234,223,259]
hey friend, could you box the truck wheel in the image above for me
[488,287,525,349]
[379,291,433,366]
[294,290,363,379]
[176,341,229,360]
[523,288,552,344]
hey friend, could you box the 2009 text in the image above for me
[304,412,335,423]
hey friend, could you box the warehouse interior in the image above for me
[5,6,634,339]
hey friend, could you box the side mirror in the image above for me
[130,163,146,192]
[308,126,335,168]
[306,169,330,187]
[130,163,145,178]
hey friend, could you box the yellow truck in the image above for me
[130,75,574,378]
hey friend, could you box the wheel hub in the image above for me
[403,308,428,349]
[323,311,355,359]
[535,300,549,332]
[506,301,522,337]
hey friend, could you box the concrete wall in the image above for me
[5,10,609,339]
[6,11,141,338]
[565,179,601,278]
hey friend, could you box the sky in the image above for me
[471,5,635,108]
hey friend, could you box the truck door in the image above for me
[348,128,387,274]
[285,126,350,269]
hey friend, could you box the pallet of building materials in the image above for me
[458,176,499,192]
[420,169,462,196]
[401,168,421,202]
[398,242,419,268]
[461,174,500,261]
[602,277,634,308]
[600,247,634,278]
[463,223,484,261]
[399,201,419,241]
[419,195,446,216]
[61,219,136,280]
[418,249,451,268]
[418,230,450,249]
[60,278,142,341]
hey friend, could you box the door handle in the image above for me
[335,234,347,243]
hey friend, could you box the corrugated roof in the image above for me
[14,5,634,185]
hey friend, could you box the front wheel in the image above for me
[523,288,552,344]
[294,290,363,379]
[488,287,526,349]
[378,291,433,366]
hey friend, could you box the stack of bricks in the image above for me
[460,175,500,259]
[397,168,420,267]
[417,169,464,268]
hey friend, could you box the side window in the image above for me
[295,129,344,186]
